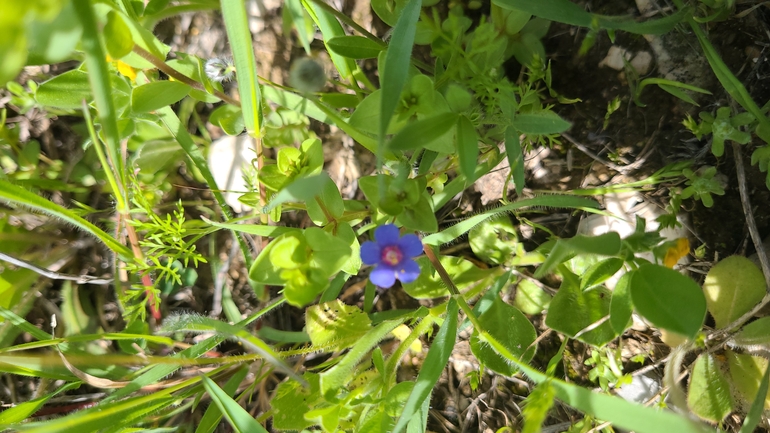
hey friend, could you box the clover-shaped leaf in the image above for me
[694,107,754,157]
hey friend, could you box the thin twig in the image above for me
[0,252,113,285]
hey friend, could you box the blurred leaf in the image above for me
[104,10,133,59]
[512,110,571,135]
[739,359,770,433]
[687,353,733,422]
[505,126,525,194]
[131,81,191,113]
[535,232,621,279]
[402,256,494,299]
[702,256,765,329]
[513,279,551,315]
[209,104,245,135]
[327,35,384,59]
[469,216,518,265]
[629,264,706,339]
[35,69,92,109]
[609,272,633,334]
[726,350,770,410]
[196,367,250,433]
[264,172,332,212]
[201,375,268,433]
[581,258,624,290]
[731,316,770,348]
[27,1,82,65]
[389,113,458,151]
[456,115,479,178]
[133,140,184,173]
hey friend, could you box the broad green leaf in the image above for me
[740,360,770,433]
[264,172,332,212]
[687,353,733,422]
[104,10,132,59]
[731,316,770,348]
[726,350,770,410]
[581,258,624,290]
[702,255,765,329]
[423,195,599,246]
[222,0,263,136]
[272,373,321,430]
[305,178,344,225]
[470,296,536,376]
[456,115,479,178]
[535,232,621,279]
[379,0,422,154]
[609,272,633,334]
[209,104,244,135]
[388,112,458,151]
[285,0,312,54]
[201,375,268,433]
[629,264,706,339]
[546,269,617,346]
[402,256,494,299]
[513,279,551,315]
[327,35,384,59]
[396,193,438,232]
[306,226,352,276]
[393,299,457,433]
[26,1,82,65]
[35,69,92,109]
[301,0,357,80]
[320,319,402,397]
[133,140,184,173]
[131,81,191,113]
[512,110,572,135]
[468,216,518,265]
[504,126,525,194]
[306,300,371,351]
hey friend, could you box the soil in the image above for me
[2,0,770,431]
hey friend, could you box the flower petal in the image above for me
[398,234,423,258]
[374,224,400,246]
[395,259,420,284]
[360,241,381,265]
[370,265,396,288]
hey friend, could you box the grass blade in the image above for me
[0,180,131,259]
[201,375,268,433]
[221,0,262,137]
[393,299,458,433]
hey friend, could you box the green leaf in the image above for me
[35,69,92,109]
[104,10,133,59]
[201,375,268,433]
[221,0,263,136]
[26,2,82,65]
[133,140,184,173]
[305,178,344,225]
[581,258,624,290]
[306,226,352,275]
[702,255,766,329]
[629,264,706,339]
[389,112,458,151]
[393,299,457,433]
[402,256,494,299]
[512,110,572,135]
[264,172,332,212]
[470,296,536,376]
[195,367,250,433]
[0,382,79,425]
[731,316,770,348]
[726,350,770,410]
[739,359,770,433]
[546,269,617,346]
[687,353,733,423]
[455,115,479,178]
[379,0,422,151]
[327,35,384,59]
[209,105,244,136]
[0,180,132,260]
[504,126,525,194]
[493,0,688,35]
[306,300,372,351]
[535,232,621,279]
[468,216,518,265]
[609,272,633,334]
[513,279,551,315]
[396,193,438,232]
[131,81,191,113]
[423,195,599,246]
[320,319,402,397]
[271,373,321,430]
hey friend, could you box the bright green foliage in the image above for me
[680,166,726,208]
[683,107,753,157]
[702,256,766,329]
[688,353,733,422]
[470,295,536,376]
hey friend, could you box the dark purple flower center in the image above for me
[381,245,403,266]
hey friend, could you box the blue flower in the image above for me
[360,224,422,288]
